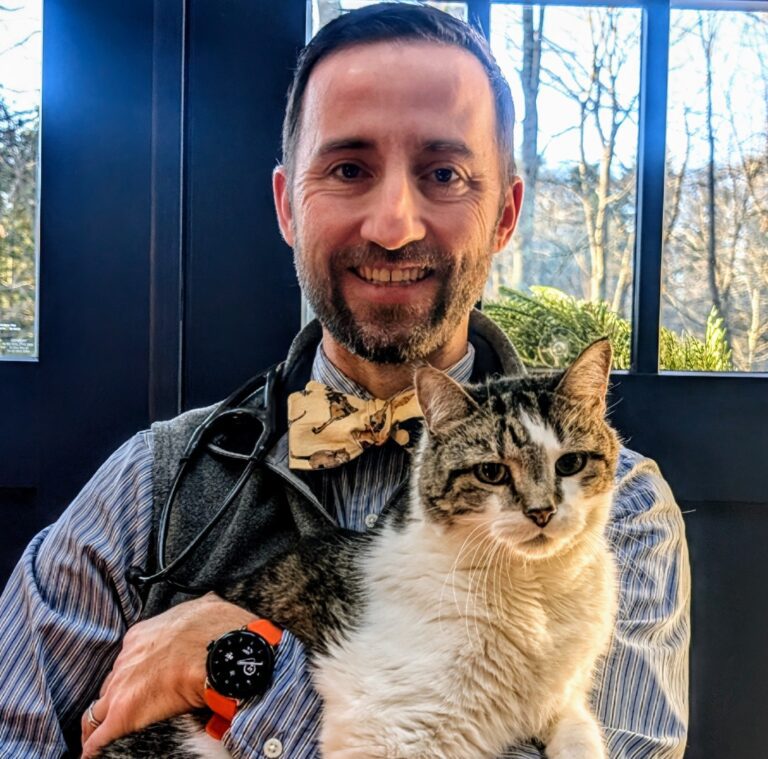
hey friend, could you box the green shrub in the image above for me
[483,286,732,371]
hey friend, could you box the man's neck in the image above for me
[320,322,470,399]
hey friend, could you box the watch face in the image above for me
[206,630,275,699]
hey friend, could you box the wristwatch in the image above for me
[203,619,283,739]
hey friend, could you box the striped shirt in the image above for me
[0,345,690,758]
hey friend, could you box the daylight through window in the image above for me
[0,0,41,360]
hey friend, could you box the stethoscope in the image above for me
[127,362,284,595]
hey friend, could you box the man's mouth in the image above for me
[352,266,432,285]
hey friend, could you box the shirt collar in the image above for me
[311,342,476,399]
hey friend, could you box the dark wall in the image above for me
[183,0,304,410]
[683,502,768,758]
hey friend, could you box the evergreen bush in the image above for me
[484,286,732,371]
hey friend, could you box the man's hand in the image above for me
[80,592,252,758]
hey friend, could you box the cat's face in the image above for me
[414,340,619,560]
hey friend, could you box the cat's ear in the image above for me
[414,366,480,434]
[555,338,612,411]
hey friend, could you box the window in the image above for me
[0,0,41,360]
[662,7,768,372]
[486,4,641,369]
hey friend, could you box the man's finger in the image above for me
[82,710,129,759]
[80,697,107,751]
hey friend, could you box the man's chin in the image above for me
[321,301,440,362]
[344,326,427,364]
[327,316,438,364]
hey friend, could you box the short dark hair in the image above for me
[281,2,516,183]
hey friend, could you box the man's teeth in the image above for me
[357,266,429,284]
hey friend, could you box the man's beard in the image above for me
[294,239,494,364]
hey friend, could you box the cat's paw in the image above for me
[545,745,606,759]
[545,712,606,759]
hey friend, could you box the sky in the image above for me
[0,0,42,114]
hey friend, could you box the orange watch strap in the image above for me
[205,712,232,741]
[246,618,283,647]
[204,619,282,740]
[204,685,238,721]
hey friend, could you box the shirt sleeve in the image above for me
[593,449,691,758]
[0,432,154,757]
[224,630,321,758]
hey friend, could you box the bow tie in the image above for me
[287,381,423,470]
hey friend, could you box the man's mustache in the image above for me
[333,242,445,269]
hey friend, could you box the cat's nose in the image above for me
[524,505,556,528]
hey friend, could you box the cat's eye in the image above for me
[473,462,510,485]
[555,452,588,477]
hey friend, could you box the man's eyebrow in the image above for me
[421,140,475,158]
[315,138,375,157]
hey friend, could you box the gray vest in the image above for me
[142,311,523,618]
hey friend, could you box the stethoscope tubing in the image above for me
[127,363,282,594]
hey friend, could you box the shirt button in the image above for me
[263,737,283,757]
[364,513,378,529]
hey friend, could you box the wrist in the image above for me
[203,619,283,739]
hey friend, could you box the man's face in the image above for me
[274,41,523,364]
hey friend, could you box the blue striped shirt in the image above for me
[0,346,689,758]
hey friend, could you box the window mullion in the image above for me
[467,0,491,38]
[631,0,670,374]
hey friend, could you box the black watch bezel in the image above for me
[205,628,276,700]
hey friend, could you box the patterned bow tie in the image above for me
[287,381,423,470]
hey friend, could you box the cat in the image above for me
[98,338,619,759]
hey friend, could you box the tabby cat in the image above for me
[99,338,619,759]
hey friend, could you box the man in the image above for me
[0,4,690,758]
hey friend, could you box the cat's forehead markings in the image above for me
[518,411,562,454]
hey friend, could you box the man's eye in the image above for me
[333,163,363,180]
[433,168,456,183]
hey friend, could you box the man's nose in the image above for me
[359,171,426,250]
[523,503,557,528]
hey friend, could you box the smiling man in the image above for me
[0,4,689,758]
[276,37,521,396]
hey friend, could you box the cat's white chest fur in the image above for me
[313,516,616,759]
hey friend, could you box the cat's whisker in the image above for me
[587,527,655,605]
[457,529,491,645]
[467,535,502,648]
[489,541,506,621]
[438,523,488,637]
[442,524,491,645]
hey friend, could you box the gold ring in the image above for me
[87,701,101,729]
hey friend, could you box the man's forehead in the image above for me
[299,40,497,156]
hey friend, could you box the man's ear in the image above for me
[273,165,295,247]
[493,175,524,252]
